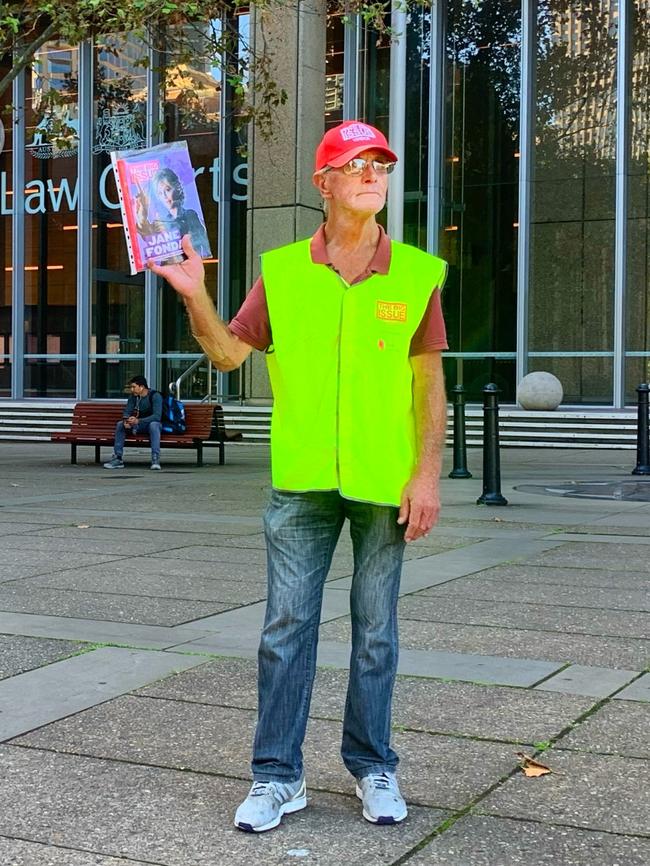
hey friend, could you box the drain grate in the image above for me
[516,479,650,502]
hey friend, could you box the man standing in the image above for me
[150,121,448,830]
[103,375,163,470]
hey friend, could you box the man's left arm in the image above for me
[398,351,447,542]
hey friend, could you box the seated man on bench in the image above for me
[104,375,163,471]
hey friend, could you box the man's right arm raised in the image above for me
[148,235,253,372]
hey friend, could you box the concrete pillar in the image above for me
[243,0,326,401]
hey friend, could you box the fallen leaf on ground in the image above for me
[76,524,90,529]
[516,751,552,777]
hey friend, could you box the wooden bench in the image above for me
[52,402,241,467]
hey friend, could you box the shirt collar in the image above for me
[309,223,391,275]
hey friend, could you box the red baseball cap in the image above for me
[315,121,398,172]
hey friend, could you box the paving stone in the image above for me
[14,697,518,809]
[570,523,650,537]
[0,611,213,650]
[0,550,124,583]
[553,532,650,546]
[614,673,650,702]
[0,521,58,536]
[419,577,650,612]
[136,657,595,744]
[318,618,650,670]
[37,556,269,583]
[0,635,86,680]
[147,544,270,565]
[407,814,650,865]
[465,563,650,590]
[0,746,446,866]
[535,665,639,698]
[526,541,650,573]
[567,510,650,530]
[478,750,650,835]
[557,701,650,758]
[0,838,147,865]
[0,583,230,626]
[28,525,247,545]
[0,647,207,741]
[398,594,650,639]
[24,571,267,606]
[135,655,260,706]
[0,533,181,557]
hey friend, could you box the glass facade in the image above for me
[441,0,520,401]
[91,35,147,397]
[1,3,648,410]
[2,13,249,402]
[0,54,11,396]
[325,0,647,408]
[626,0,650,398]
[529,0,618,404]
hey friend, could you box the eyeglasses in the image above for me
[322,158,396,177]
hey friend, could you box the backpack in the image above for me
[161,393,186,434]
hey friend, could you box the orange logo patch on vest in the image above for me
[376,301,407,322]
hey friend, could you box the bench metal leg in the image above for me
[95,444,101,464]
[71,444,77,465]
[219,441,225,465]
[196,441,203,467]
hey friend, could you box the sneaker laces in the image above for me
[366,772,394,791]
[250,781,274,797]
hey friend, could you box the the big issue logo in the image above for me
[0,105,249,216]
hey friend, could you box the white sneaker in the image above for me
[234,776,307,832]
[356,772,407,824]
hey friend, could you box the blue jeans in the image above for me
[252,489,405,783]
[113,419,161,460]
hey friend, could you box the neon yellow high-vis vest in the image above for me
[262,237,447,507]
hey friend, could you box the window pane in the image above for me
[441,1,521,402]
[529,1,617,404]
[0,53,12,396]
[325,4,345,128]
[91,35,147,398]
[24,41,79,396]
[403,5,430,249]
[625,0,650,400]
[159,23,221,360]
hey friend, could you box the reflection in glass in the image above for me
[403,5,430,249]
[0,54,12,396]
[158,13,249,401]
[441,1,521,401]
[529,1,617,404]
[625,0,650,400]
[325,5,345,128]
[24,41,79,396]
[91,35,147,398]
[160,22,222,365]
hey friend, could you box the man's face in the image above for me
[129,383,146,397]
[313,148,390,217]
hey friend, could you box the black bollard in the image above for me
[477,383,508,505]
[632,383,650,475]
[449,384,472,478]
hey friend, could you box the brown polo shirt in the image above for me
[229,224,448,354]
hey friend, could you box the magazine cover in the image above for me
[110,141,212,275]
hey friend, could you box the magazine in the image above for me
[110,141,212,275]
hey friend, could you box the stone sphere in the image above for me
[517,372,563,410]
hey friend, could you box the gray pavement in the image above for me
[0,441,648,866]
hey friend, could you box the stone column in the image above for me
[243,0,326,401]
